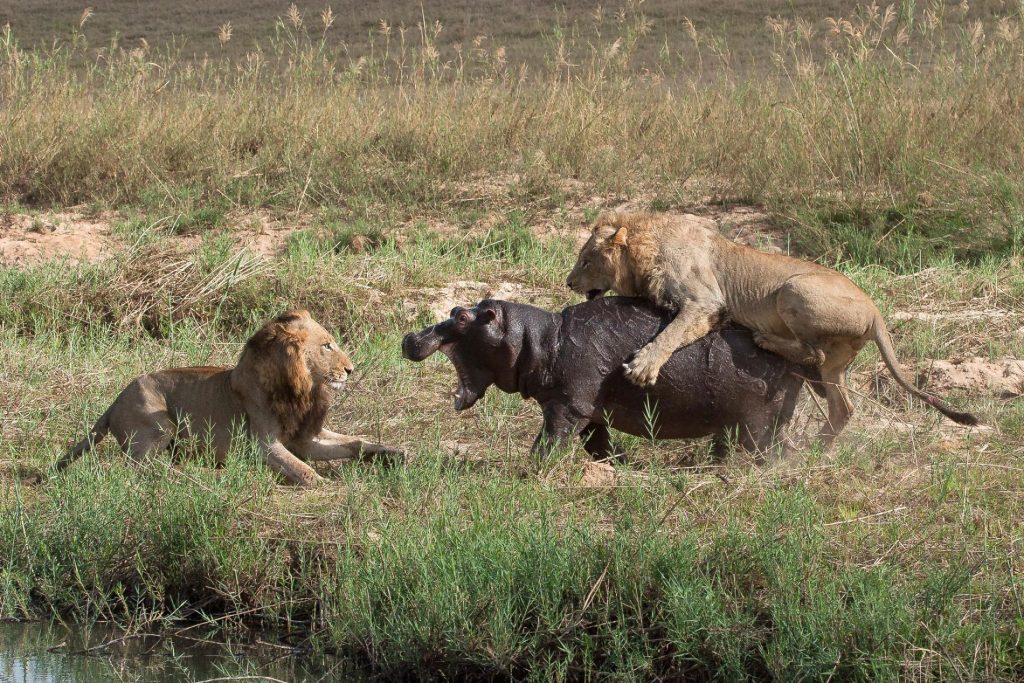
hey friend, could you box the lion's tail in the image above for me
[54,405,113,472]
[871,315,979,426]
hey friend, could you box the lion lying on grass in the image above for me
[566,212,978,445]
[55,309,402,486]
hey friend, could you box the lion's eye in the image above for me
[322,342,334,352]
[581,260,590,270]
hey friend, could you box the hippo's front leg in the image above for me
[531,404,587,458]
[580,424,616,460]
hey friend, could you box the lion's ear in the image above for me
[610,226,628,247]
[594,222,619,240]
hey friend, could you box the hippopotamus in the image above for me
[401,297,821,458]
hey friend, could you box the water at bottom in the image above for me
[0,620,353,682]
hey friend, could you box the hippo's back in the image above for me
[558,297,808,439]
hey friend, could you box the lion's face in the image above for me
[237,310,353,440]
[296,316,354,392]
[566,220,631,299]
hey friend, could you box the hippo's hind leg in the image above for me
[713,362,810,459]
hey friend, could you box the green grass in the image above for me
[3,444,1023,679]
[1,219,1022,678]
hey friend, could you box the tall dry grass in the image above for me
[0,2,1022,251]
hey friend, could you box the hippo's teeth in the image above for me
[440,345,472,410]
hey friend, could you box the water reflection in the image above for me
[0,621,348,682]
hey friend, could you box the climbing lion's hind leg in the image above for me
[814,342,861,447]
[752,331,825,367]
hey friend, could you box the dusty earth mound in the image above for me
[579,461,618,487]
[0,212,117,267]
[403,280,554,322]
[917,357,1024,398]
[859,357,1024,399]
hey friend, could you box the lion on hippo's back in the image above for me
[565,211,977,445]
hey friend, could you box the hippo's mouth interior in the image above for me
[440,343,481,410]
[586,289,604,300]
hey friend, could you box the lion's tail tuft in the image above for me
[872,315,980,426]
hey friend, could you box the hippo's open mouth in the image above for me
[439,343,482,410]
[586,289,605,300]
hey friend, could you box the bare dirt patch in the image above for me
[579,461,618,487]
[915,357,1024,398]
[403,280,554,322]
[0,212,118,267]
[0,209,319,269]
[891,309,1015,324]
[223,209,312,258]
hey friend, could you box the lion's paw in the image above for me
[374,447,408,465]
[623,355,661,386]
[298,473,325,488]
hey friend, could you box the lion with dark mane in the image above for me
[56,310,402,486]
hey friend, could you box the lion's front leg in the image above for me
[293,430,405,463]
[262,439,322,487]
[624,304,723,386]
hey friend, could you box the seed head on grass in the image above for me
[287,4,303,30]
[321,6,335,32]
[217,22,232,48]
